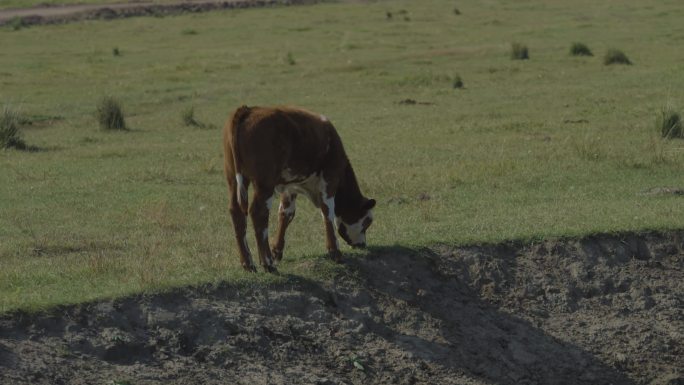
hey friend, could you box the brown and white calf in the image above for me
[223,105,376,273]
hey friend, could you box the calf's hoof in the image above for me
[328,250,343,263]
[271,247,283,263]
[242,263,257,273]
[263,264,279,274]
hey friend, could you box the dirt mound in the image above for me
[1,231,682,384]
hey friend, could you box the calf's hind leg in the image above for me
[227,178,256,272]
[249,184,278,273]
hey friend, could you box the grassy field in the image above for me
[1,0,684,312]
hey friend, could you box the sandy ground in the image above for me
[0,0,318,26]
[1,231,682,385]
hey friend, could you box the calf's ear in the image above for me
[363,199,376,210]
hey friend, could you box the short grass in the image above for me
[2,0,684,312]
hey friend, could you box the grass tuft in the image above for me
[572,135,606,162]
[182,106,203,128]
[285,52,296,65]
[0,105,27,150]
[657,108,683,139]
[511,43,529,60]
[7,17,28,31]
[569,42,592,56]
[96,97,127,131]
[181,106,215,129]
[112,47,120,56]
[452,74,464,89]
[604,49,631,65]
[453,8,461,15]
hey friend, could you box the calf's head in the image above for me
[336,198,376,248]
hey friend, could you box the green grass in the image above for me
[1,0,684,312]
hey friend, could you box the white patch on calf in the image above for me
[322,196,336,223]
[322,197,338,248]
[319,179,339,248]
[262,228,269,242]
[280,195,296,217]
[236,173,247,206]
[281,168,299,183]
[318,179,336,222]
[320,114,328,122]
[276,173,322,207]
[266,196,274,211]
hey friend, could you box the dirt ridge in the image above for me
[1,230,682,384]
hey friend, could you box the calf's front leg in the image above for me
[271,193,297,263]
[320,193,342,263]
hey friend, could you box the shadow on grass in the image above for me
[3,140,44,152]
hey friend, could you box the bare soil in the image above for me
[0,0,320,27]
[1,230,682,384]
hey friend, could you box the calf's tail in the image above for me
[231,105,251,215]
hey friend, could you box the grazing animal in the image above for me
[223,105,376,273]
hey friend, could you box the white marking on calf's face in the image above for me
[345,217,366,245]
[337,210,373,247]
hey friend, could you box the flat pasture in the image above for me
[1,1,684,384]
[1,0,683,311]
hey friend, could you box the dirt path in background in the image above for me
[0,0,320,26]
[1,230,682,384]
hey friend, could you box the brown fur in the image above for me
[223,105,375,272]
